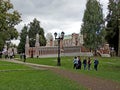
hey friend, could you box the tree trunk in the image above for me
[118,19,120,57]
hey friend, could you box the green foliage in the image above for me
[81,0,105,51]
[0,35,4,50]
[106,0,120,55]
[0,0,21,50]
[0,61,30,70]
[18,18,46,53]
[17,25,28,53]
[28,18,46,47]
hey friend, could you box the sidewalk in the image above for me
[2,59,55,67]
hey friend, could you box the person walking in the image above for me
[0,51,2,58]
[77,56,82,69]
[73,56,78,69]
[88,57,91,70]
[94,58,99,71]
[83,57,87,70]
[23,53,26,62]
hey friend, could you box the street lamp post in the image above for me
[31,47,33,58]
[54,32,65,66]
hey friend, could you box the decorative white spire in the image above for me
[35,33,40,47]
[26,35,29,44]
[36,33,39,43]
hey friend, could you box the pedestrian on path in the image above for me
[73,56,78,69]
[23,53,26,62]
[83,57,87,70]
[94,58,99,71]
[88,57,91,70]
[0,51,2,58]
[76,56,82,69]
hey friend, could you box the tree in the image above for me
[105,0,120,56]
[28,18,46,47]
[0,0,21,50]
[81,0,105,54]
[17,25,28,53]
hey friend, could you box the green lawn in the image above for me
[23,56,120,83]
[0,61,30,70]
[0,60,86,90]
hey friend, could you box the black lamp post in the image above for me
[54,31,65,66]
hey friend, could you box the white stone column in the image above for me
[25,35,30,57]
[35,33,40,57]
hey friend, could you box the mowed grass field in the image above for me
[24,56,120,83]
[0,60,86,90]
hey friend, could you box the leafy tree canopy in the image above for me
[105,0,120,55]
[0,0,21,50]
[28,18,46,47]
[17,25,28,53]
[17,18,46,53]
[81,0,105,51]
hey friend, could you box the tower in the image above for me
[25,35,29,57]
[72,33,79,46]
[35,33,40,57]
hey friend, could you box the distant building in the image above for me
[46,33,84,47]
[25,32,110,58]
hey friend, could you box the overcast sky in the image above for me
[10,0,109,35]
[10,0,109,45]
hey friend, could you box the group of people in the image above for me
[73,56,99,71]
[0,51,14,59]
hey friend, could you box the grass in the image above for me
[0,61,30,70]
[0,60,86,90]
[78,57,120,82]
[22,56,120,83]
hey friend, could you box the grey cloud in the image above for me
[11,0,87,21]
[11,0,108,35]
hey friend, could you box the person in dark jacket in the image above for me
[87,57,91,70]
[0,51,2,58]
[77,56,82,69]
[23,53,26,62]
[94,58,99,71]
[83,57,87,70]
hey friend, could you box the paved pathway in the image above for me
[1,59,120,90]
